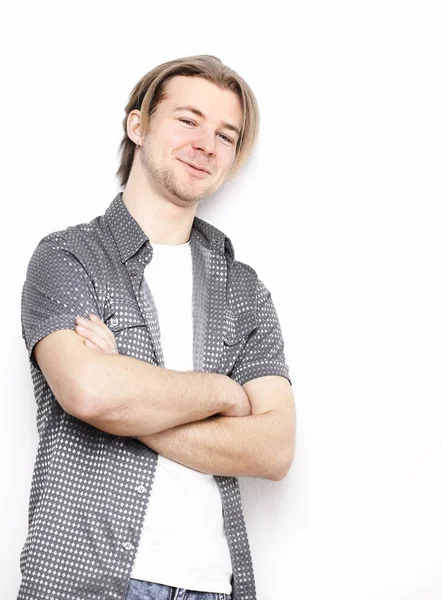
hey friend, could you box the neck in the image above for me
[122,159,199,246]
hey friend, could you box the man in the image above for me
[19,55,295,600]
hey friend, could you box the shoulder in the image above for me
[229,257,258,286]
[204,218,260,311]
[33,214,106,269]
[194,215,258,276]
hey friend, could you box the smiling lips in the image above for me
[178,159,211,175]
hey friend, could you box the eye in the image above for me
[218,133,234,144]
[178,119,234,144]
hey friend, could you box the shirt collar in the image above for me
[104,192,235,266]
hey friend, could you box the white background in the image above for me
[1,1,442,598]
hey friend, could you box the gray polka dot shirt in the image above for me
[19,192,291,599]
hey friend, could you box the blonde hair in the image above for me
[116,55,260,187]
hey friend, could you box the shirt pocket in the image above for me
[221,310,257,375]
[104,301,149,357]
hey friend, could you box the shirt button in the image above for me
[110,317,118,327]
[123,542,134,550]
[136,485,146,494]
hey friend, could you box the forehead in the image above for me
[160,75,243,127]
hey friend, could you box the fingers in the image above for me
[75,323,107,350]
[84,339,101,352]
[89,314,117,347]
[75,314,118,355]
[77,314,109,345]
[76,314,115,343]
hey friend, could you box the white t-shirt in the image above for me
[130,240,233,594]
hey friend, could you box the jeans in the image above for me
[125,578,232,600]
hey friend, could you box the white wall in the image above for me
[2,1,441,598]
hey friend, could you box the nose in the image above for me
[191,127,216,156]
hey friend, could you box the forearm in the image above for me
[135,411,284,480]
[81,353,234,437]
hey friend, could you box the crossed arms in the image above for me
[24,239,296,481]
[33,327,296,481]
[135,376,295,481]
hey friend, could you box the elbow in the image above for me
[272,454,294,481]
[71,360,133,436]
[269,441,296,481]
[69,377,100,421]
[52,367,98,421]
[273,460,293,481]
[273,421,296,481]
[72,385,116,433]
[68,360,104,422]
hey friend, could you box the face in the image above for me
[132,75,243,206]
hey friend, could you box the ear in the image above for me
[126,109,144,146]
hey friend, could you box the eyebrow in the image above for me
[173,105,241,139]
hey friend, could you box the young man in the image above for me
[19,55,295,600]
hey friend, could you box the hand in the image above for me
[75,314,119,355]
[218,377,251,418]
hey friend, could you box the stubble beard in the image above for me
[140,143,218,206]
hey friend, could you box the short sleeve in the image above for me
[229,277,292,386]
[21,237,102,372]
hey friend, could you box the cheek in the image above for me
[167,126,193,151]
[148,124,188,157]
[219,148,236,170]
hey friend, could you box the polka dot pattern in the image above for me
[18,192,291,600]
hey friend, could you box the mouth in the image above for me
[177,159,211,175]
